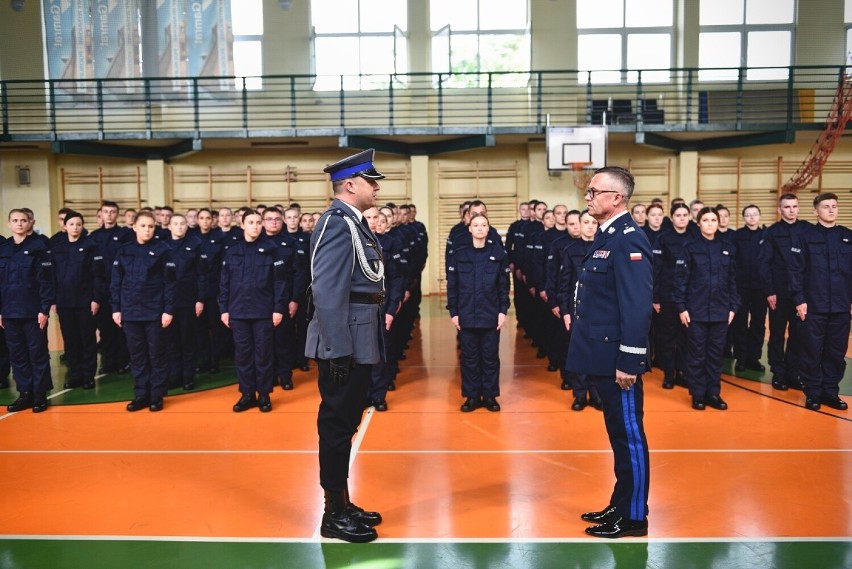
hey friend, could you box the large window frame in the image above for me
[576,0,674,85]
[846,0,852,65]
[430,0,531,88]
[310,0,408,91]
[231,0,264,90]
[698,0,797,82]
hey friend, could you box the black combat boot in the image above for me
[320,490,378,543]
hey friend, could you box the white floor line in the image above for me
[0,372,108,421]
[0,447,848,455]
[0,534,849,545]
[309,405,376,540]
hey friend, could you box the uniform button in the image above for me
[592,267,597,271]
[604,336,609,341]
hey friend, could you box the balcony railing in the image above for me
[1,65,847,142]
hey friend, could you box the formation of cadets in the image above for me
[458,189,849,413]
[0,200,428,414]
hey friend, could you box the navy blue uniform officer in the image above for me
[219,210,287,413]
[1,209,56,413]
[306,149,386,543]
[111,211,176,412]
[566,167,652,539]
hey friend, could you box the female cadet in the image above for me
[366,208,405,411]
[1,209,55,413]
[558,210,602,410]
[195,208,225,374]
[52,211,103,390]
[165,214,206,391]
[446,212,510,412]
[674,207,740,411]
[111,211,175,412]
[642,203,665,244]
[652,203,692,389]
[219,210,287,413]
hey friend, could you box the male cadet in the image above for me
[732,205,767,372]
[566,166,652,538]
[306,149,385,543]
[758,193,810,390]
[789,193,850,412]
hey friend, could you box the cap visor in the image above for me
[360,168,385,180]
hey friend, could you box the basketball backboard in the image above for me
[546,126,607,171]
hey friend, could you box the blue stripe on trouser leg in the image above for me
[622,387,647,520]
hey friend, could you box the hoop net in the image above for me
[571,162,594,192]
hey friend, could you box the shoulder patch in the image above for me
[623,227,635,234]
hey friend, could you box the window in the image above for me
[576,0,673,85]
[846,0,852,64]
[430,0,530,88]
[231,0,263,90]
[311,0,407,91]
[698,0,796,82]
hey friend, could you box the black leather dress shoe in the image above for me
[571,397,587,411]
[374,400,388,412]
[746,361,766,372]
[483,398,500,412]
[281,378,294,390]
[182,381,195,391]
[536,350,546,359]
[299,364,311,372]
[585,517,648,538]
[820,395,848,410]
[547,363,559,372]
[83,380,95,390]
[233,393,257,412]
[581,504,617,523]
[117,363,131,374]
[734,361,746,372]
[771,378,789,391]
[706,395,728,410]
[561,381,571,390]
[804,398,821,411]
[589,397,603,411]
[126,397,150,412]
[662,376,674,389]
[387,382,396,391]
[460,398,479,412]
[64,381,82,389]
[32,394,48,413]
[346,503,383,527]
[692,399,706,410]
[149,399,164,412]
[257,394,272,413]
[320,512,378,543]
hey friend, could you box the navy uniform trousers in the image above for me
[57,307,97,384]
[656,302,688,378]
[732,287,767,364]
[167,307,198,385]
[231,318,275,396]
[4,318,52,395]
[459,327,500,399]
[123,320,168,401]
[317,359,371,492]
[767,297,801,385]
[594,374,650,521]
[797,312,850,400]
[685,321,728,399]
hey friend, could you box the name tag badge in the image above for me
[592,250,610,259]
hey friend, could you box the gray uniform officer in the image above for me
[306,149,386,543]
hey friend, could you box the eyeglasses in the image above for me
[585,188,621,200]
[263,217,282,222]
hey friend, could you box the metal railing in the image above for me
[1,65,847,142]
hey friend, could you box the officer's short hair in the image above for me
[161,206,174,214]
[595,166,635,200]
[689,199,704,209]
[741,204,760,217]
[813,192,838,207]
[102,200,120,211]
[8,208,27,221]
[198,208,213,216]
[715,204,729,214]
[779,193,798,204]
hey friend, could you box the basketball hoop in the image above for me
[571,162,594,192]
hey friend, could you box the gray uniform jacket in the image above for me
[305,198,386,364]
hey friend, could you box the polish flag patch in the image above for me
[630,252,643,261]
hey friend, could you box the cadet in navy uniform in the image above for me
[0,234,10,389]
[731,205,767,372]
[307,149,386,543]
[758,193,810,390]
[52,211,103,390]
[219,210,287,413]
[566,167,651,539]
[1,209,56,413]
[165,214,206,391]
[195,208,225,373]
[790,193,851,412]
[446,212,510,412]
[111,211,176,412]
[674,207,740,411]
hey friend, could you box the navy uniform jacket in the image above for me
[446,242,510,329]
[758,219,810,299]
[263,231,303,305]
[566,213,652,376]
[652,229,691,304]
[789,223,852,313]
[556,238,594,317]
[52,236,105,308]
[732,225,765,291]
[166,235,207,309]
[110,240,176,321]
[0,234,56,318]
[90,225,134,286]
[197,230,225,301]
[641,225,662,246]
[377,232,406,316]
[219,237,288,319]
[305,200,385,365]
[505,218,526,267]
[544,233,577,309]
[529,228,564,292]
[673,235,740,322]
[282,229,311,304]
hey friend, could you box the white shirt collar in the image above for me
[598,210,630,234]
[339,200,363,222]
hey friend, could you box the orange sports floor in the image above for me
[0,296,850,562]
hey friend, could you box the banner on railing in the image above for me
[92,0,141,93]
[157,0,187,91]
[43,0,92,93]
[185,0,234,94]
